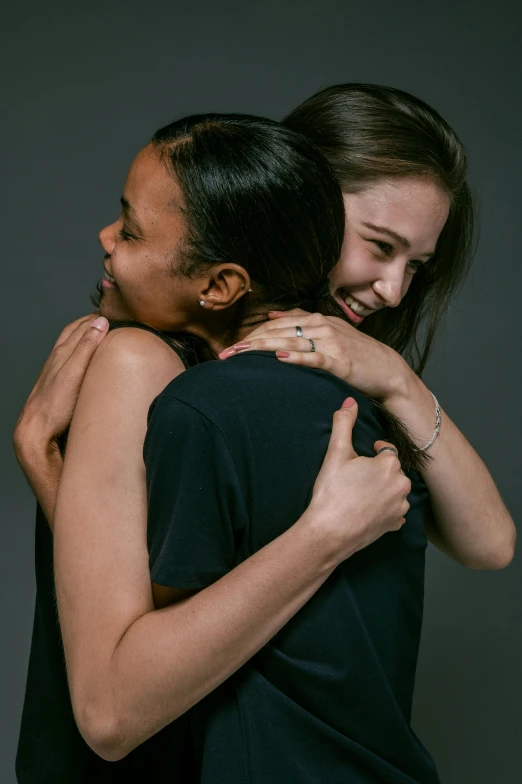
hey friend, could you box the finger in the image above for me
[324,398,359,462]
[232,323,335,348]
[53,313,99,349]
[374,440,399,456]
[373,441,404,473]
[238,337,324,355]
[60,317,109,380]
[275,350,329,371]
[245,314,317,338]
[267,308,311,319]
[57,313,106,355]
[241,327,313,341]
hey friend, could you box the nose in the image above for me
[98,220,119,256]
[372,268,404,309]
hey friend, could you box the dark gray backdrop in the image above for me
[2,1,521,782]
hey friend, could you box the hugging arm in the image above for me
[53,328,408,762]
[232,310,517,570]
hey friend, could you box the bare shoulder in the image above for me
[72,328,187,427]
[86,327,186,390]
[97,327,185,371]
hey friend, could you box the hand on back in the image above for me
[220,309,408,402]
[308,397,411,564]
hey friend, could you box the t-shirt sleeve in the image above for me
[144,393,244,590]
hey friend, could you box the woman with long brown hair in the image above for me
[14,87,514,783]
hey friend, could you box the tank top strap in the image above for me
[108,321,193,369]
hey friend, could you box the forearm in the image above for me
[13,436,62,529]
[70,509,342,761]
[386,364,516,569]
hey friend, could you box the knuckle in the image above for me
[80,331,97,346]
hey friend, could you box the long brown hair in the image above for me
[284,83,476,376]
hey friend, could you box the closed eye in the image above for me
[372,240,393,256]
[407,259,424,273]
[118,226,136,241]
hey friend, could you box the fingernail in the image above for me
[218,348,236,359]
[91,317,108,331]
[268,310,283,314]
[233,342,250,350]
[276,351,290,358]
[342,397,356,408]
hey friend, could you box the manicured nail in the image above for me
[342,397,356,408]
[233,342,250,350]
[218,348,236,359]
[276,351,290,358]
[91,317,108,331]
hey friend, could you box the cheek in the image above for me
[328,238,376,288]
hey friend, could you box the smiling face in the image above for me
[97,144,204,330]
[329,177,450,326]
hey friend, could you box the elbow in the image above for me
[75,700,132,762]
[489,533,517,570]
[470,527,517,571]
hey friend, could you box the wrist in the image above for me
[298,503,359,571]
[13,421,62,472]
[381,352,416,404]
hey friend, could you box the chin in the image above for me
[98,293,133,323]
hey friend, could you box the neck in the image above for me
[186,307,272,356]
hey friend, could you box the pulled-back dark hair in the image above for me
[284,83,476,376]
[148,111,429,473]
[151,113,345,314]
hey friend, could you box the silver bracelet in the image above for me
[414,391,441,452]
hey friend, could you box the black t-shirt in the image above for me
[16,325,196,784]
[145,352,441,784]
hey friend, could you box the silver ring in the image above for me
[377,446,399,458]
[308,338,316,352]
[295,326,303,338]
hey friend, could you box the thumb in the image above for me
[63,316,109,375]
[324,397,359,462]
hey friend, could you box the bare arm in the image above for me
[53,327,410,761]
[381,367,516,569]
[234,311,517,570]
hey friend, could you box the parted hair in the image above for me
[151,113,345,311]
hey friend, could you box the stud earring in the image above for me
[248,288,253,293]
[199,300,205,307]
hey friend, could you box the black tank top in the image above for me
[16,324,196,783]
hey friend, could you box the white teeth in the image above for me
[104,271,116,284]
[343,294,372,316]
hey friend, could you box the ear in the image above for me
[198,264,251,310]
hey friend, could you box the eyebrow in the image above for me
[120,195,136,216]
[120,195,143,230]
[362,222,435,258]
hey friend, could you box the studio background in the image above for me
[2,1,521,782]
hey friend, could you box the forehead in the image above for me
[123,144,184,224]
[345,177,449,244]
